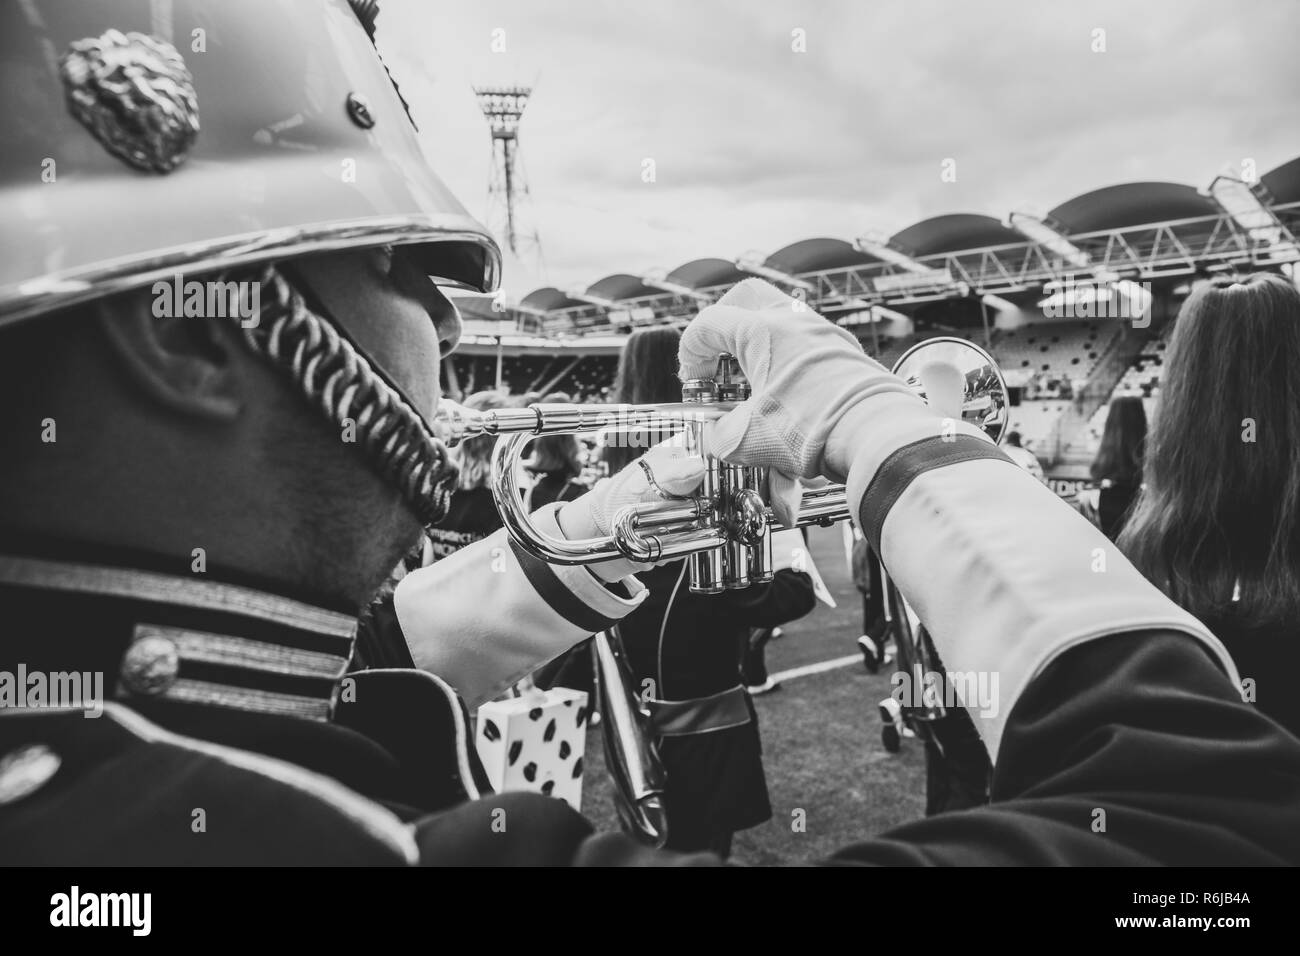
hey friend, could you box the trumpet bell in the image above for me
[891,336,1009,445]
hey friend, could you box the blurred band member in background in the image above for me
[1002,431,1045,483]
[524,392,588,510]
[852,534,891,673]
[602,326,685,474]
[1090,396,1147,541]
[741,623,785,695]
[605,327,816,856]
[1121,273,1300,737]
[427,390,510,561]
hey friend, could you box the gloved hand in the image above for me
[678,279,972,487]
[556,439,704,582]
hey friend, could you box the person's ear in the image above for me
[94,290,244,421]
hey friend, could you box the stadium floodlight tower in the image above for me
[1207,171,1298,263]
[474,85,542,260]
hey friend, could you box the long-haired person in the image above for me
[1090,395,1147,540]
[602,325,685,474]
[602,325,815,857]
[524,393,588,510]
[1120,273,1300,736]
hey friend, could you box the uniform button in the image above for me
[0,744,62,806]
[346,91,375,129]
[120,635,180,696]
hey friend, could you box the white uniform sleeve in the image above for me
[394,503,647,706]
[843,426,1237,763]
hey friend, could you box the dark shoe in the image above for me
[859,635,883,673]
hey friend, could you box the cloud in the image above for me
[379,0,1300,294]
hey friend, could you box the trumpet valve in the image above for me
[726,488,768,546]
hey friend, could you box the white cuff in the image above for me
[871,452,1237,762]
[528,504,650,619]
[395,512,646,707]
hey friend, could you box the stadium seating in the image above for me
[1006,399,1072,458]
[1072,323,1172,456]
[850,325,1117,458]
[992,320,1121,381]
[1109,326,1169,401]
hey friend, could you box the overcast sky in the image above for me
[379,0,1300,301]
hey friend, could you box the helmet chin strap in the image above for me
[228,263,458,528]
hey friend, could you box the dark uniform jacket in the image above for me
[425,487,503,562]
[524,471,586,511]
[1098,481,1140,542]
[1204,614,1300,740]
[5,433,1300,865]
[618,563,815,845]
[4,587,1297,865]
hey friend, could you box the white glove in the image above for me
[678,278,960,484]
[917,359,966,421]
[556,440,704,582]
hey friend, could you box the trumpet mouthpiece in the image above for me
[431,399,484,446]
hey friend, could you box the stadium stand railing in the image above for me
[1064,322,1174,463]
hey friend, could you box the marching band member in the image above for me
[424,390,511,562]
[1090,397,1148,541]
[2,0,1299,867]
[587,326,817,857]
[400,277,1300,864]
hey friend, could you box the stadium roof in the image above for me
[1262,156,1300,206]
[586,273,658,300]
[764,237,878,273]
[665,257,748,289]
[890,214,1023,256]
[510,154,1300,326]
[1047,182,1218,234]
[520,286,585,311]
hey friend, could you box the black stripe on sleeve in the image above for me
[859,435,1014,556]
[507,537,625,634]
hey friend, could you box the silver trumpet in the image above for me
[439,337,1007,844]
[433,336,1009,596]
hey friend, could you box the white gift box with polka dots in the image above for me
[475,687,590,811]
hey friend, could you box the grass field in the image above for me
[577,525,927,864]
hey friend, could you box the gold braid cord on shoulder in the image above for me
[234,265,457,528]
